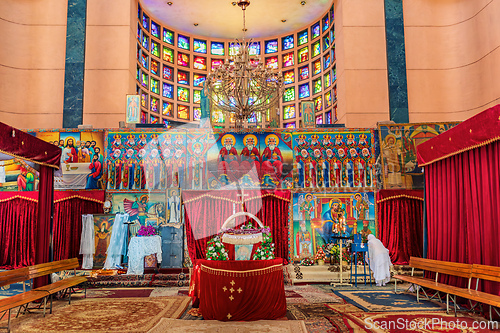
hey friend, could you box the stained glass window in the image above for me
[162,101,173,116]
[211,42,224,56]
[163,29,174,44]
[249,42,261,55]
[285,122,296,128]
[283,87,295,102]
[282,35,294,50]
[313,59,321,75]
[316,114,323,125]
[177,70,189,85]
[265,40,278,53]
[193,107,201,121]
[162,82,174,99]
[150,59,159,76]
[151,41,160,58]
[325,90,332,107]
[193,73,206,87]
[141,72,148,88]
[150,115,158,124]
[313,78,322,94]
[141,53,148,69]
[332,66,337,82]
[177,52,189,67]
[178,35,189,50]
[324,72,331,88]
[141,91,147,108]
[283,104,296,119]
[193,90,201,104]
[211,59,223,71]
[193,56,207,70]
[312,22,320,39]
[142,13,149,30]
[312,41,321,57]
[325,110,331,124]
[150,96,159,113]
[298,29,308,46]
[323,36,330,51]
[283,70,294,85]
[298,83,310,99]
[299,66,309,81]
[314,95,322,112]
[194,39,207,54]
[163,65,173,81]
[322,14,329,32]
[141,112,147,124]
[142,35,149,50]
[177,105,189,120]
[298,46,308,63]
[265,56,278,69]
[163,47,174,63]
[324,53,331,69]
[212,109,225,123]
[282,52,294,67]
[229,44,240,56]
[151,21,160,39]
[177,87,189,102]
[150,78,159,94]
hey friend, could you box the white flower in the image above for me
[221,249,225,253]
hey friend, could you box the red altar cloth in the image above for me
[189,258,286,321]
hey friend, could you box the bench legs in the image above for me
[0,309,12,333]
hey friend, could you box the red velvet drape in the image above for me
[426,140,500,296]
[34,166,54,287]
[53,196,103,261]
[183,190,290,263]
[0,197,38,269]
[376,190,424,265]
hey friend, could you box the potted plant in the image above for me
[315,247,327,265]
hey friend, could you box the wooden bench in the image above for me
[0,258,87,332]
[393,257,472,314]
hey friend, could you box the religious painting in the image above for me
[378,122,460,189]
[164,187,182,226]
[93,214,115,268]
[105,130,187,190]
[292,130,377,190]
[300,101,315,128]
[291,192,376,260]
[185,130,216,190]
[110,191,166,236]
[27,129,105,190]
[126,95,140,124]
[205,131,294,190]
[0,159,38,192]
[235,245,253,260]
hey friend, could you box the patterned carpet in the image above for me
[332,290,445,312]
[9,296,190,333]
[148,318,307,333]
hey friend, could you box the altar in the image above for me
[127,235,162,275]
[189,258,286,321]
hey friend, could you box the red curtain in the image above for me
[0,197,38,269]
[183,190,290,263]
[426,140,500,295]
[376,190,424,265]
[53,195,104,261]
[34,166,54,287]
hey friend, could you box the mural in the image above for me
[378,122,459,189]
[292,130,377,190]
[205,131,294,189]
[110,191,166,236]
[93,214,115,268]
[291,192,376,260]
[0,159,38,192]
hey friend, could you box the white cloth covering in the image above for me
[79,214,95,269]
[103,213,129,269]
[127,235,162,275]
[367,234,392,286]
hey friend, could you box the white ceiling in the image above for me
[140,0,333,39]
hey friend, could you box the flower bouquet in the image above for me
[137,225,157,237]
[206,236,229,261]
[300,258,315,266]
[314,247,327,264]
[252,231,275,260]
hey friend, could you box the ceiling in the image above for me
[140,0,334,40]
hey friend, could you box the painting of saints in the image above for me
[296,149,314,188]
[94,220,112,267]
[188,142,207,190]
[261,134,283,183]
[218,134,239,181]
[123,194,150,236]
[86,153,103,189]
[61,137,78,163]
[240,134,260,178]
[296,221,312,258]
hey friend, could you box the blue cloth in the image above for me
[103,213,129,269]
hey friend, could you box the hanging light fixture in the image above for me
[204,0,284,128]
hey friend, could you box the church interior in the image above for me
[1,0,500,331]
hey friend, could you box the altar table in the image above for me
[127,235,162,275]
[189,258,286,321]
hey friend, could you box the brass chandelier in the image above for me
[204,0,284,127]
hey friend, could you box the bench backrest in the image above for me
[409,257,472,279]
[0,267,29,288]
[471,264,500,283]
[27,258,80,280]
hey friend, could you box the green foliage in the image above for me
[252,232,275,260]
[206,236,229,261]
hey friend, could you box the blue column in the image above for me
[384,0,409,123]
[62,0,87,128]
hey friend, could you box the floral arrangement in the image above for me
[137,225,157,237]
[325,243,351,264]
[252,231,275,260]
[314,247,327,262]
[206,236,229,261]
[300,258,315,266]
